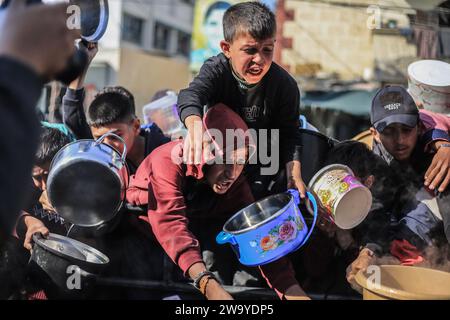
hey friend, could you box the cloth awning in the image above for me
[301,90,378,117]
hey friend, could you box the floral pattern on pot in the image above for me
[252,215,305,254]
[318,189,332,206]
[260,235,277,251]
[338,182,349,193]
[279,221,297,241]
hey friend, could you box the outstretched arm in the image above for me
[62,42,98,139]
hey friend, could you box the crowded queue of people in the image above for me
[1,1,450,300]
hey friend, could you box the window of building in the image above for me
[177,31,191,57]
[154,22,171,52]
[122,14,144,45]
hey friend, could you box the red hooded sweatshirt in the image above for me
[127,104,298,298]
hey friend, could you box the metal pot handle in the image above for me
[216,231,237,246]
[95,131,127,163]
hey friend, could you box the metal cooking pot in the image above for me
[41,0,109,42]
[72,0,109,42]
[1,0,109,42]
[216,190,318,266]
[30,233,109,293]
[47,132,128,227]
[296,128,337,185]
[0,0,91,85]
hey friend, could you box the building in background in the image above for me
[94,0,194,117]
[41,0,195,121]
[280,0,419,83]
[275,0,450,139]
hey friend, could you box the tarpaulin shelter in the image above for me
[300,90,377,141]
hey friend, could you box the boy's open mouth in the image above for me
[216,180,232,191]
[247,66,263,76]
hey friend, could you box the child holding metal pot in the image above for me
[2,126,70,299]
[178,2,306,202]
[9,126,74,299]
[60,42,176,300]
[127,104,309,300]
[287,140,380,296]
[15,126,74,250]
[12,125,169,300]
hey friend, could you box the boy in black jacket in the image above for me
[178,1,305,198]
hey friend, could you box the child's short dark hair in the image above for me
[223,1,276,43]
[324,140,383,180]
[35,127,72,167]
[88,86,136,127]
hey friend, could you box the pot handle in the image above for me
[287,189,301,206]
[95,131,127,163]
[299,192,318,248]
[216,231,236,246]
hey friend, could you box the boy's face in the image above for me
[32,163,50,191]
[372,123,419,162]
[220,33,275,84]
[91,118,141,156]
[206,147,247,195]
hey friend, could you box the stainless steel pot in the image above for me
[47,132,128,227]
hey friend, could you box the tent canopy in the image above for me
[301,90,378,117]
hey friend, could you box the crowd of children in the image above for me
[1,1,449,300]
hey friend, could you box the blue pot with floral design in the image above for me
[216,190,318,266]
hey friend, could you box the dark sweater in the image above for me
[177,53,301,165]
[0,57,42,235]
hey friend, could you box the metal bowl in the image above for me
[224,193,292,234]
[33,233,109,266]
[31,233,109,293]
